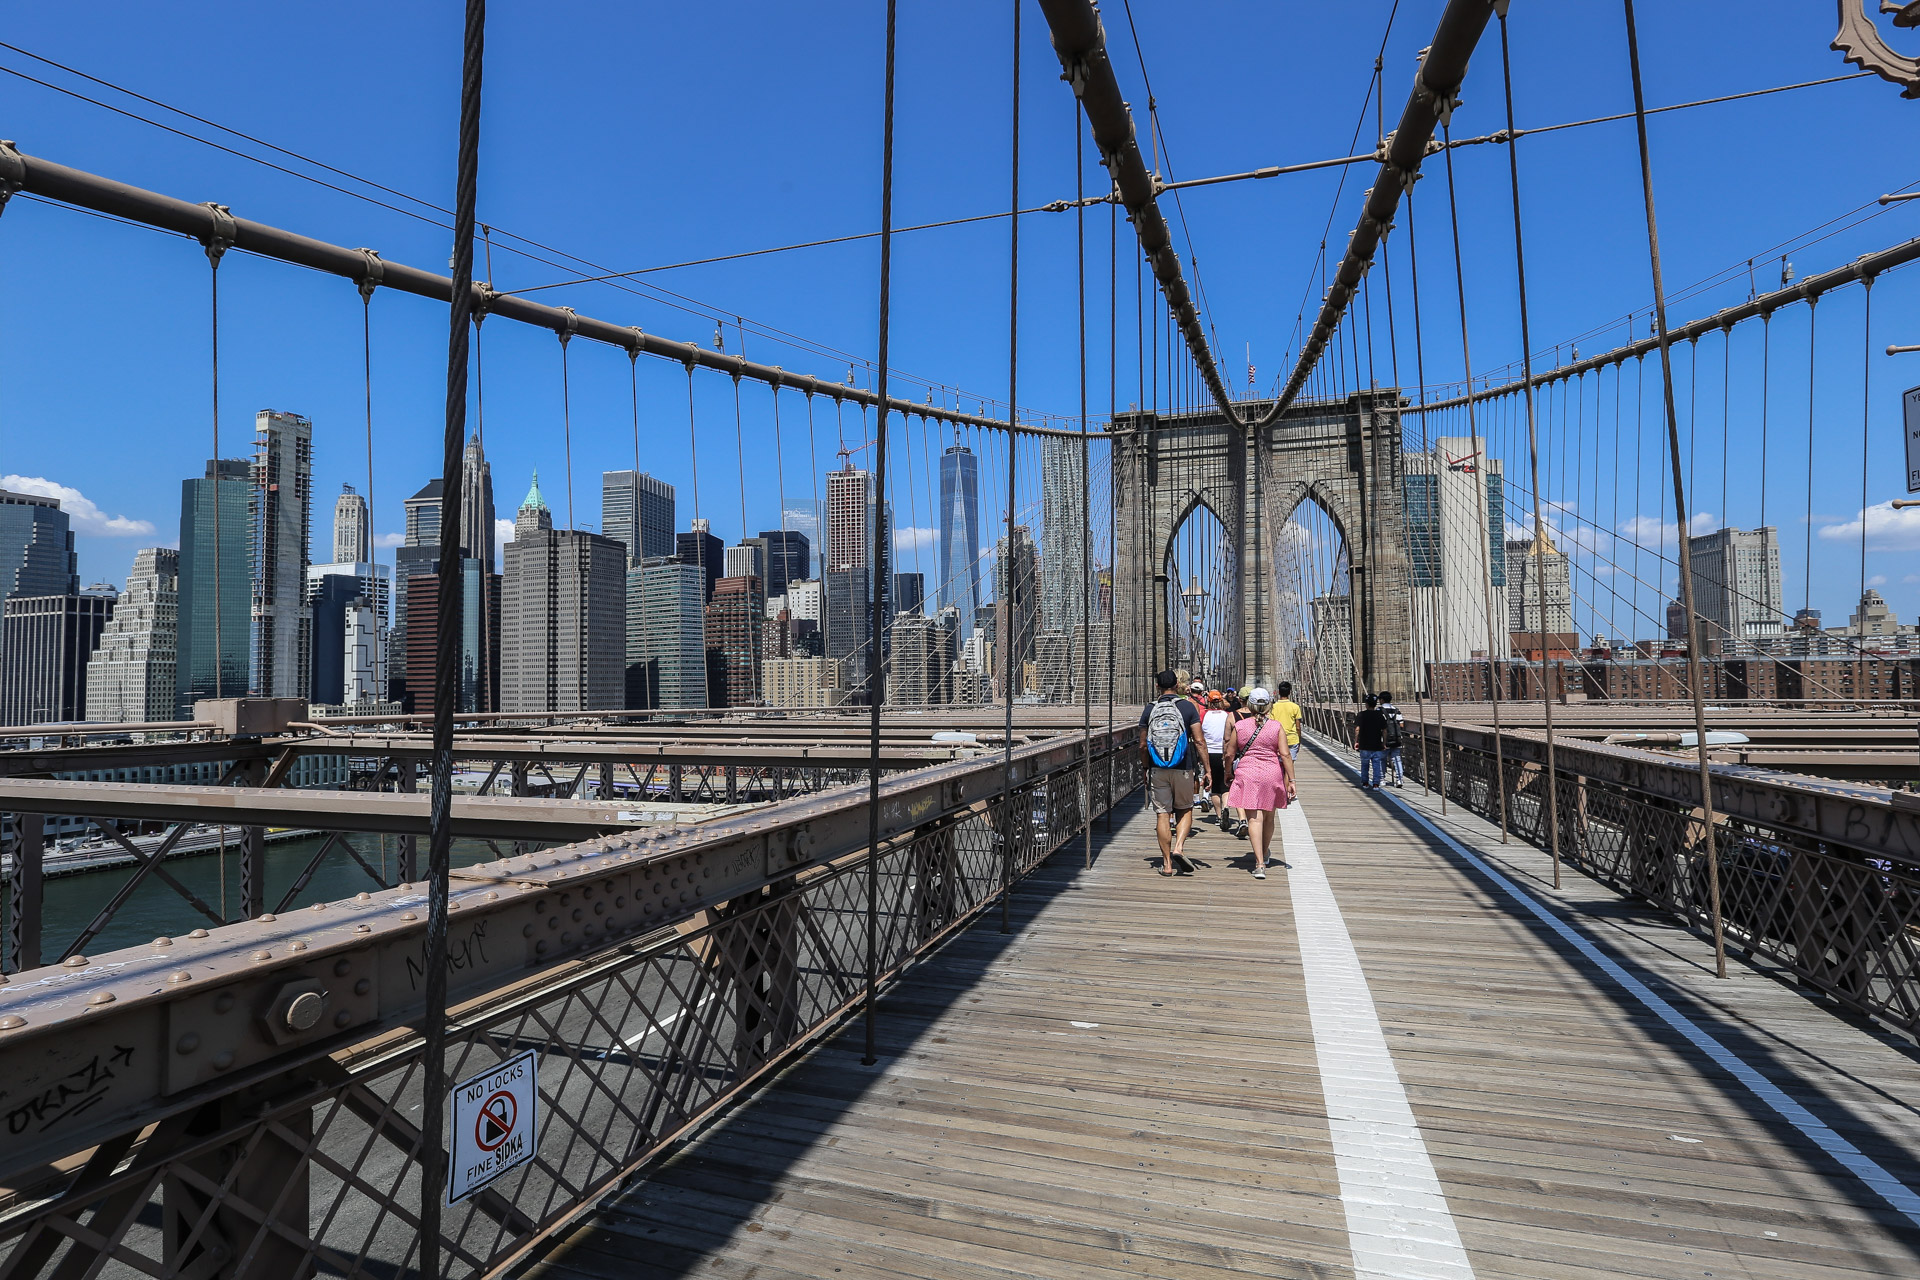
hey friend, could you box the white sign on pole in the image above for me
[1905,384,1920,493]
[446,1048,538,1204]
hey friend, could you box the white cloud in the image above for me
[1617,511,1716,546]
[1817,502,1920,551]
[893,526,936,556]
[0,475,155,537]
[495,518,516,556]
[1869,573,1888,587]
[376,531,405,550]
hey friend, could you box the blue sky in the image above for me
[1,2,1917,641]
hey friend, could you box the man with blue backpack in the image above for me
[1139,669,1210,877]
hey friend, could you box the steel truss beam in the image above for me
[0,145,1094,440]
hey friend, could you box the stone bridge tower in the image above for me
[1109,391,1411,705]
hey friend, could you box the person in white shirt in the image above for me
[1200,692,1232,824]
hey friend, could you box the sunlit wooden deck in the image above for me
[529,746,1920,1279]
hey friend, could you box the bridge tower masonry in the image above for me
[1110,391,1411,705]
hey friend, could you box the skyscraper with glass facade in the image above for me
[176,458,252,715]
[938,442,981,624]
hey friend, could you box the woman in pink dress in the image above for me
[1223,687,1296,878]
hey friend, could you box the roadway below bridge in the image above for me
[527,747,1920,1279]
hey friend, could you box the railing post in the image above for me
[397,761,417,882]
[6,813,44,972]
[163,1096,313,1280]
[238,759,267,919]
[718,878,803,1074]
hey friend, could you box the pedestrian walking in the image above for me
[1224,687,1295,878]
[1355,694,1388,789]
[1200,692,1232,825]
[1377,690,1406,787]
[1273,681,1304,767]
[1140,669,1209,877]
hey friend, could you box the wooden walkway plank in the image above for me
[526,746,1920,1280]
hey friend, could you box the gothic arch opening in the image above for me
[1272,492,1356,702]
[1161,498,1233,687]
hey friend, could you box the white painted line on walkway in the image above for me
[1280,800,1478,1280]
[1309,739,1920,1231]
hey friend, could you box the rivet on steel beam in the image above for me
[0,1015,25,1030]
[355,892,373,903]
[251,950,273,962]
[402,912,418,922]
[311,903,327,911]
[88,991,115,1006]
[62,955,88,968]
[258,913,277,922]
[189,929,209,939]
[288,940,308,953]
[169,971,193,984]
[212,1051,234,1071]
[152,937,172,948]
[355,924,372,934]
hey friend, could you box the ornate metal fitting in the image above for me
[471,281,496,323]
[199,201,236,268]
[557,305,578,347]
[627,326,644,359]
[1833,1,1920,98]
[0,140,24,217]
[353,247,383,303]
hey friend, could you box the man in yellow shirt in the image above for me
[1273,681,1304,772]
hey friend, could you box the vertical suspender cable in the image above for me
[1622,0,1724,979]
[862,0,898,1067]
[1107,194,1117,828]
[560,325,575,531]
[360,267,379,702]
[1728,328,1743,545]
[806,393,820,578]
[203,232,227,701]
[1498,10,1560,884]
[1407,190,1447,805]
[1440,121,1508,839]
[1857,281,1873,701]
[1805,300,1818,617]
[1759,315,1771,533]
[1001,0,1020,935]
[559,321,583,709]
[1076,99,1092,870]
[420,0,484,1270]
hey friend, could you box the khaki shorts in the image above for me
[1148,766,1196,814]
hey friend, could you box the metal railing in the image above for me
[1,750,970,974]
[1310,704,1920,1038]
[0,727,1140,1280]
